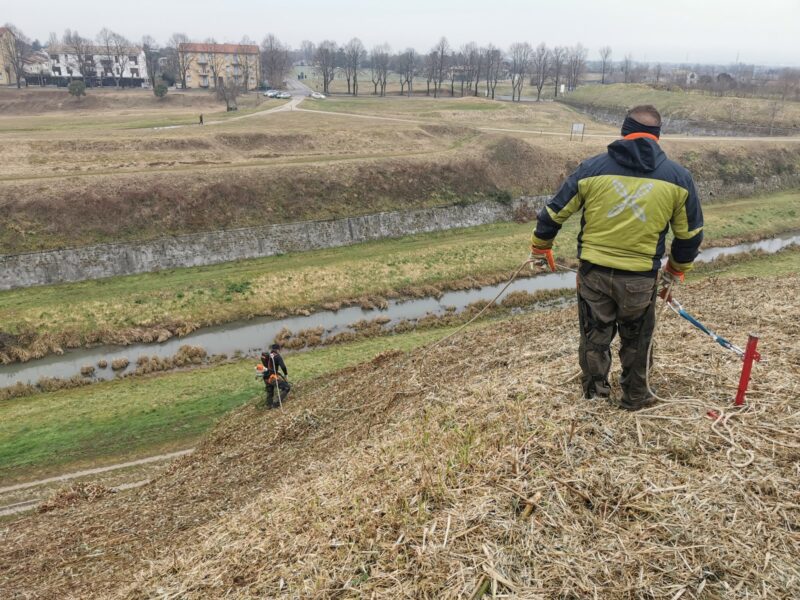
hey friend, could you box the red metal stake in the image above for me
[734,334,761,406]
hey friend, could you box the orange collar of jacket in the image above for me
[623,132,660,142]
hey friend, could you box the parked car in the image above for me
[310,92,326,99]
[263,90,279,97]
[277,92,292,99]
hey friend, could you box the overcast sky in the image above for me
[4,0,798,66]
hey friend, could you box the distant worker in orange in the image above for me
[260,343,290,409]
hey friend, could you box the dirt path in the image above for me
[0,449,194,495]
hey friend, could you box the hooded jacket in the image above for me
[532,135,704,273]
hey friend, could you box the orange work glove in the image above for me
[530,246,556,273]
[659,262,685,301]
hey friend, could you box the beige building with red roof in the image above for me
[178,42,260,90]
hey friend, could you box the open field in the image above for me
[1,258,797,597]
[1,190,799,363]
[3,88,799,256]
[561,83,800,132]
[301,95,612,132]
[0,87,280,132]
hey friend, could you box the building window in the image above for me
[129,56,138,65]
[130,68,139,77]
[53,66,62,75]
[50,54,59,62]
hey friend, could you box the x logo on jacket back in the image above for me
[607,179,653,222]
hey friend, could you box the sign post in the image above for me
[570,123,585,141]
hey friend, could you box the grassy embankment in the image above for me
[0,328,457,483]
[560,83,800,132]
[1,239,799,483]
[1,190,798,364]
[0,91,279,133]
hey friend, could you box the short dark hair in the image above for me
[270,343,281,350]
[627,104,662,126]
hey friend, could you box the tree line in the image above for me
[4,22,799,104]
[307,37,589,100]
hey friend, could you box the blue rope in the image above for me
[668,300,745,357]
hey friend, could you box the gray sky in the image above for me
[5,0,799,66]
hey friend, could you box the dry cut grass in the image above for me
[1,274,798,598]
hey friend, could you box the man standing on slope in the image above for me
[261,344,290,408]
[530,105,703,410]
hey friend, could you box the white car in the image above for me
[277,92,292,99]
[310,92,326,99]
[263,90,279,97]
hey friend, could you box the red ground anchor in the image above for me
[706,334,761,419]
[734,334,761,406]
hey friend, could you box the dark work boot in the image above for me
[620,392,658,411]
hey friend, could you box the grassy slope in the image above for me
[561,83,800,130]
[1,191,798,356]
[1,246,798,483]
[0,328,454,483]
[2,268,798,598]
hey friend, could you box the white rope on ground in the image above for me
[411,257,756,469]
[637,279,755,468]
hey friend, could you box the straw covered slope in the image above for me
[1,275,799,599]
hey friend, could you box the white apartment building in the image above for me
[47,45,150,84]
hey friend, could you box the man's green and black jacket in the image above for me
[532,135,704,273]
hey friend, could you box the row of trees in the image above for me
[307,37,589,100]
[6,23,799,104]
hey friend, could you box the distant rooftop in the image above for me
[178,42,259,54]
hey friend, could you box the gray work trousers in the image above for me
[576,263,658,404]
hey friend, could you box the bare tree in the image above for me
[62,29,93,79]
[111,33,131,86]
[467,43,482,97]
[654,63,662,84]
[396,48,417,96]
[599,46,612,84]
[216,75,242,110]
[431,37,449,98]
[343,38,365,95]
[0,24,31,88]
[170,33,194,88]
[369,44,390,96]
[622,53,633,83]
[483,44,502,99]
[300,40,315,64]
[424,50,436,96]
[530,43,550,101]
[314,40,338,94]
[261,34,290,89]
[205,39,225,89]
[96,28,119,86]
[566,44,587,91]
[509,42,532,101]
[141,36,160,89]
[551,46,566,97]
[235,36,257,91]
[459,42,479,97]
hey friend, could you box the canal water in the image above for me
[2,233,797,388]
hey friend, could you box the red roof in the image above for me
[178,42,259,55]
